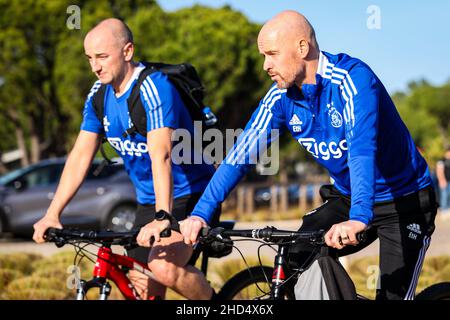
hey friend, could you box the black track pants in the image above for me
[289,185,437,300]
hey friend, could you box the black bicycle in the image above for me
[198,226,450,300]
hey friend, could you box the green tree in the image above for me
[0,1,269,168]
[130,5,271,130]
[0,0,72,165]
[0,0,157,167]
[412,81,450,149]
[393,80,450,166]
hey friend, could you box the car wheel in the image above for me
[105,204,137,232]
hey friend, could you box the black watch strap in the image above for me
[155,209,172,222]
[155,210,179,232]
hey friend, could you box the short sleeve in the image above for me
[80,81,104,134]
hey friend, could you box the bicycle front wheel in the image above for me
[415,282,450,300]
[218,266,295,300]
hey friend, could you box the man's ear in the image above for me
[123,42,134,62]
[298,39,310,58]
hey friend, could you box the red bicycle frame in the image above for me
[76,246,156,300]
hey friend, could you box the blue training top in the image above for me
[191,51,431,225]
[81,63,215,205]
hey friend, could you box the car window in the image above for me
[21,164,64,188]
[0,166,31,185]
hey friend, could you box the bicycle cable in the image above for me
[64,241,97,300]
[255,241,321,297]
[226,241,273,298]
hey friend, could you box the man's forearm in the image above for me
[151,154,173,213]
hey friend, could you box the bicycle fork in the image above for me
[76,247,114,300]
[76,278,112,300]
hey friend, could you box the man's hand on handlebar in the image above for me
[136,219,171,247]
[179,216,208,246]
[325,220,367,249]
[33,215,63,244]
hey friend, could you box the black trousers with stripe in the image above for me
[289,185,437,300]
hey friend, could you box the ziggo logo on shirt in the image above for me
[107,137,148,157]
[298,138,348,160]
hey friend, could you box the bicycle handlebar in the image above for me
[44,228,138,247]
[44,227,173,248]
[45,224,367,248]
[199,226,368,246]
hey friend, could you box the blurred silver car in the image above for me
[0,158,138,237]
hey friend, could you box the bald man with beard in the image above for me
[33,18,218,300]
[181,10,437,300]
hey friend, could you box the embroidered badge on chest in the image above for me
[326,102,343,128]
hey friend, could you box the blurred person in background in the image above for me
[436,149,450,217]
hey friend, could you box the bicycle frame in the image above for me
[203,226,326,300]
[76,245,156,300]
[270,245,291,300]
[75,243,216,300]
[45,222,234,300]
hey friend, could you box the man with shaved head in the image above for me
[181,10,437,300]
[33,18,218,300]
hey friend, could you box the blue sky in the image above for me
[159,0,450,94]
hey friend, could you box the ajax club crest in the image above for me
[326,102,343,128]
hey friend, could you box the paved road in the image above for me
[1,215,449,263]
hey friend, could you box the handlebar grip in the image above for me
[44,227,66,247]
[44,227,58,238]
[44,227,66,240]
[200,227,210,238]
[356,231,367,243]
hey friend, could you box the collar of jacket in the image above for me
[286,51,327,108]
[287,74,324,109]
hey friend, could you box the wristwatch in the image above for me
[155,209,172,222]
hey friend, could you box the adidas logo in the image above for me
[289,114,302,126]
[407,223,422,235]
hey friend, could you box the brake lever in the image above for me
[54,237,66,248]
[148,227,172,246]
[204,227,226,243]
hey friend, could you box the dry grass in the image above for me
[1,251,449,300]
[347,255,450,300]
